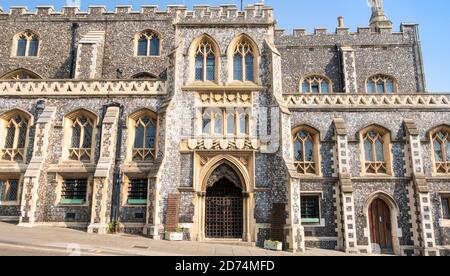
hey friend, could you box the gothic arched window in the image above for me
[69,116,95,161]
[1,69,41,80]
[14,31,40,57]
[366,74,396,94]
[233,38,255,82]
[293,126,320,175]
[131,112,157,161]
[300,75,332,93]
[1,114,29,162]
[361,126,391,175]
[136,30,160,57]
[431,127,450,174]
[195,38,217,81]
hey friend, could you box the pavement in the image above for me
[0,222,351,256]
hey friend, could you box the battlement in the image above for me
[274,23,419,46]
[0,4,273,22]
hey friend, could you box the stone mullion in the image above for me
[19,107,57,226]
[403,119,439,256]
[88,106,120,234]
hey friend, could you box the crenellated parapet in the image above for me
[275,23,419,46]
[0,4,273,24]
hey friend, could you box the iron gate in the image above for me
[206,196,243,238]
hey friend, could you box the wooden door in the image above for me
[369,199,393,251]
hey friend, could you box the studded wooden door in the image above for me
[205,179,243,239]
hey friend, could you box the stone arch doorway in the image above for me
[205,176,243,239]
[364,192,400,255]
[369,198,393,252]
[194,155,254,242]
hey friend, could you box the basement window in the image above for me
[61,179,87,205]
[301,195,321,224]
[128,179,148,205]
[442,195,450,220]
[0,179,19,202]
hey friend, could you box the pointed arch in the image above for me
[199,155,250,192]
[291,124,321,175]
[366,74,398,94]
[359,124,393,175]
[131,72,158,79]
[63,109,98,162]
[363,191,401,255]
[127,108,158,162]
[0,108,33,162]
[134,29,161,56]
[1,68,42,80]
[300,74,333,93]
[227,34,260,84]
[428,124,450,174]
[12,30,40,57]
[188,34,221,83]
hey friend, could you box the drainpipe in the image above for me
[69,22,79,79]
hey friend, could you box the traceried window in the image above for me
[1,114,29,162]
[431,128,450,174]
[195,38,217,82]
[69,116,94,161]
[366,75,396,94]
[202,108,249,136]
[60,179,88,205]
[363,130,387,174]
[233,39,255,82]
[132,115,156,161]
[0,179,19,202]
[127,179,148,205]
[293,127,319,175]
[301,195,321,224]
[1,69,41,80]
[14,31,40,57]
[136,30,160,57]
[300,75,331,93]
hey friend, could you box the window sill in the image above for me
[0,201,20,206]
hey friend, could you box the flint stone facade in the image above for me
[0,3,448,256]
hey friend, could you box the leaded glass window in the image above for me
[136,31,160,56]
[233,39,255,82]
[1,115,28,162]
[133,115,157,161]
[366,75,396,94]
[195,38,216,81]
[363,130,387,174]
[300,75,331,93]
[432,130,450,174]
[15,31,39,57]
[293,130,316,174]
[0,179,19,202]
[69,116,94,161]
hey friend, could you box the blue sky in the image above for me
[1,0,449,92]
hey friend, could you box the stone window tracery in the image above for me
[195,38,217,82]
[233,39,255,82]
[431,127,450,174]
[366,74,396,94]
[0,111,30,162]
[130,110,157,162]
[361,126,392,175]
[136,30,160,57]
[13,31,39,57]
[300,75,331,93]
[69,116,94,161]
[1,69,41,80]
[292,126,320,175]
